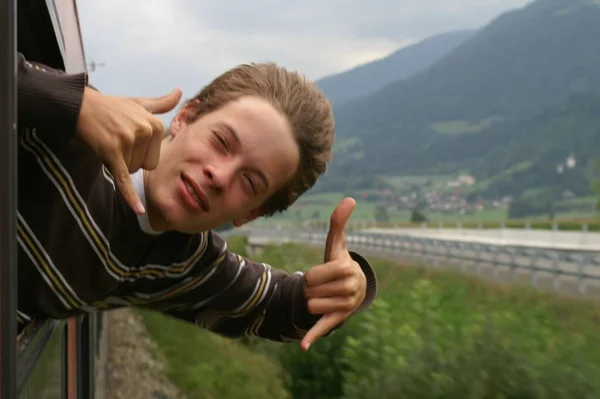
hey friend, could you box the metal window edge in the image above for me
[44,0,66,63]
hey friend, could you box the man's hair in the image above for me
[181,62,335,216]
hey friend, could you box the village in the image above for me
[355,173,513,216]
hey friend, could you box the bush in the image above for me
[277,326,349,399]
[338,280,600,398]
[140,309,289,399]
[140,239,600,399]
[276,270,600,399]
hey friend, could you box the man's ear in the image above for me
[232,208,262,227]
[169,99,199,137]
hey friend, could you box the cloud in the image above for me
[78,0,406,80]
[76,0,532,121]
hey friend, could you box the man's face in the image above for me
[145,95,300,233]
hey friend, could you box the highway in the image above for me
[361,227,600,252]
[240,226,600,300]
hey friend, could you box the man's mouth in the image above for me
[181,173,210,212]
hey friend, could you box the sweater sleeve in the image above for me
[157,232,378,342]
[17,52,88,139]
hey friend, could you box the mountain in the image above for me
[323,0,600,199]
[316,30,474,106]
[402,92,600,198]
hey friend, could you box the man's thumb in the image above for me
[136,88,183,114]
[329,197,356,235]
[324,197,356,261]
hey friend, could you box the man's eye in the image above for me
[245,176,257,193]
[215,133,229,153]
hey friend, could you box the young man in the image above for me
[16,53,377,351]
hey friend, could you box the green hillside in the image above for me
[322,0,600,200]
[359,93,599,198]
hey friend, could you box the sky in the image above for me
[77,0,532,120]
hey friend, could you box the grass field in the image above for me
[139,237,600,398]
[251,190,598,231]
[381,174,453,188]
[139,310,289,399]
[430,116,505,136]
[467,161,533,192]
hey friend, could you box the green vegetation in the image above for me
[138,239,291,399]
[140,237,600,398]
[560,195,598,206]
[140,310,289,399]
[328,92,600,201]
[467,161,533,193]
[327,278,600,398]
[294,191,345,206]
[593,159,600,210]
[252,186,596,229]
[260,192,416,225]
[380,174,459,193]
[308,175,393,196]
[381,175,434,186]
[430,117,503,135]
[320,0,600,200]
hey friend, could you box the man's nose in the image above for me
[204,164,234,194]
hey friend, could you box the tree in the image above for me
[410,207,427,223]
[592,159,600,212]
[374,204,390,223]
[508,197,554,219]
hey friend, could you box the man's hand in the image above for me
[301,197,367,351]
[76,87,182,214]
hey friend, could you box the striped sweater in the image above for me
[16,53,378,340]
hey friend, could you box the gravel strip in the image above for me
[105,308,187,399]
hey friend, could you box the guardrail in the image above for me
[242,227,600,299]
[303,217,600,232]
[362,227,600,252]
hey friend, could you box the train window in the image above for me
[2,1,92,398]
[17,321,67,398]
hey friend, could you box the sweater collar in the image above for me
[131,170,163,235]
